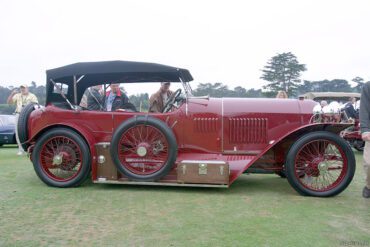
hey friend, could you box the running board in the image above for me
[93,179,229,188]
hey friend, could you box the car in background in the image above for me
[299,92,360,102]
[299,92,364,151]
[0,114,16,146]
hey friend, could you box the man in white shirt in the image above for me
[7,84,38,155]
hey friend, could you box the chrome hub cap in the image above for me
[137,146,147,157]
[318,162,329,173]
[53,154,63,165]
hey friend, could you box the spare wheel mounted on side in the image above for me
[110,116,178,181]
[17,103,37,151]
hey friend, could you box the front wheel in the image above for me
[285,131,355,197]
[32,128,91,187]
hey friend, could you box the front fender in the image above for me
[230,123,353,183]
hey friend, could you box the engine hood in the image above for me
[221,97,316,116]
[187,97,317,116]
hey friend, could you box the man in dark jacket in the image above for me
[87,85,104,111]
[359,82,370,198]
[104,84,130,111]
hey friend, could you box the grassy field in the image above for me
[0,146,369,247]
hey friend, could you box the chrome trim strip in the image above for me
[93,180,228,188]
[180,160,226,164]
[186,98,188,116]
[223,150,261,155]
[95,142,111,145]
[221,97,224,152]
[187,95,209,100]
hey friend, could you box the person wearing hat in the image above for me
[7,84,38,155]
[149,82,173,113]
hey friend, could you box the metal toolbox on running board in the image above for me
[95,142,117,180]
[177,160,229,185]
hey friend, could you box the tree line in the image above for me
[0,78,365,114]
[0,52,368,113]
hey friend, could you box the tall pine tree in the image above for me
[261,52,306,97]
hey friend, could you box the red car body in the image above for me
[20,61,356,197]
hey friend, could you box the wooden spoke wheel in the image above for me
[32,128,91,187]
[111,116,177,181]
[118,125,169,176]
[285,131,355,197]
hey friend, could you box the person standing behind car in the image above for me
[276,91,288,99]
[359,82,370,198]
[104,83,129,111]
[6,84,38,155]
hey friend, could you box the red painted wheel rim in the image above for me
[294,139,348,192]
[117,124,169,175]
[39,136,83,182]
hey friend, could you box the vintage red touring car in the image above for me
[18,61,356,197]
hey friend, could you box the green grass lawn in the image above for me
[0,146,369,247]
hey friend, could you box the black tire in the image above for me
[32,128,91,187]
[17,103,37,151]
[285,131,356,197]
[354,140,365,152]
[111,116,177,181]
[275,170,286,178]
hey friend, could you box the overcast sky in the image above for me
[0,0,369,95]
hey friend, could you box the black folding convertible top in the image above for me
[45,60,193,104]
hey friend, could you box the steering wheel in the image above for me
[163,89,182,113]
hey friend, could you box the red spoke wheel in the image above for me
[32,128,91,187]
[111,116,177,181]
[285,131,355,197]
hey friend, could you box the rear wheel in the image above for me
[285,131,355,197]
[32,128,91,187]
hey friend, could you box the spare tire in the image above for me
[110,116,177,181]
[17,103,37,151]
